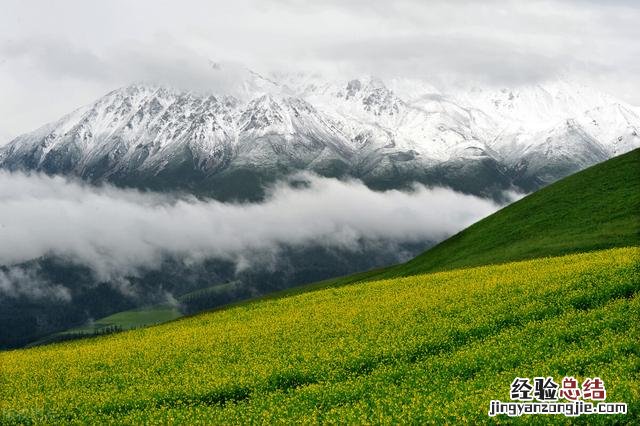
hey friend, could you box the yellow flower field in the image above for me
[1,247,639,424]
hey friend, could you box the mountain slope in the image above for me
[392,147,640,276]
[2,248,637,423]
[2,149,639,423]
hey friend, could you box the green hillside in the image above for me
[1,150,639,423]
[392,148,640,276]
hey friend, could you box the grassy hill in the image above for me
[1,248,638,423]
[391,147,640,276]
[1,150,639,423]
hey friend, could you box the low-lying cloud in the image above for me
[0,172,503,297]
[0,265,71,301]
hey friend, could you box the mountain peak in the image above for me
[1,73,638,199]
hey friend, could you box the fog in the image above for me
[0,172,504,298]
[0,265,71,301]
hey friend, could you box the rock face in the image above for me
[2,71,639,200]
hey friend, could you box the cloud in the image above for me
[0,172,501,288]
[1,38,109,82]
[0,265,71,301]
[316,34,575,86]
[0,37,249,93]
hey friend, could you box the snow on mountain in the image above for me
[1,68,638,200]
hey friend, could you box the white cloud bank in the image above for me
[0,172,502,288]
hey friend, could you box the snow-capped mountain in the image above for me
[1,69,638,199]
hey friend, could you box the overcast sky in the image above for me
[1,0,639,143]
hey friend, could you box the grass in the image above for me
[69,305,182,333]
[1,247,638,424]
[392,148,640,275]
